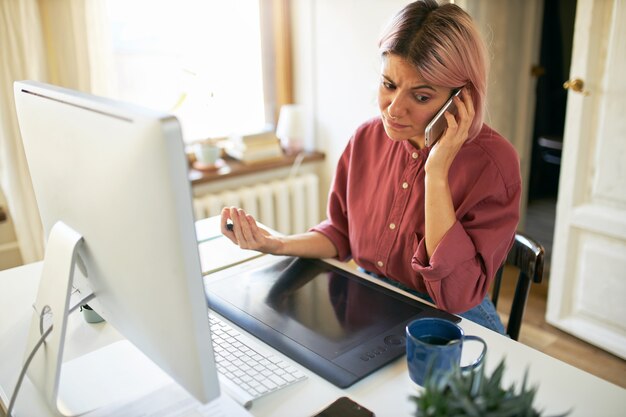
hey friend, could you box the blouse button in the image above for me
[412,152,418,159]
[402,182,409,189]
[377,261,384,267]
[389,223,396,230]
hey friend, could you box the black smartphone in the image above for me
[313,396,375,417]
[424,88,462,147]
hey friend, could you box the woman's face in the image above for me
[378,54,454,148]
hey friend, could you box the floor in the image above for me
[497,198,626,389]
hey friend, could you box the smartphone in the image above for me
[313,396,375,417]
[424,88,462,147]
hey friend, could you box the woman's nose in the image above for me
[388,93,407,118]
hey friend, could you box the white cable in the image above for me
[7,323,52,417]
[69,292,95,314]
[288,152,306,179]
[7,291,96,417]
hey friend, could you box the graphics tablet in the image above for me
[203,256,460,388]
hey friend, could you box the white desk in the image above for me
[1,220,625,416]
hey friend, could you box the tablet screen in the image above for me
[206,257,423,359]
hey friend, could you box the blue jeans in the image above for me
[359,268,506,334]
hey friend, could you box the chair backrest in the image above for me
[492,232,545,340]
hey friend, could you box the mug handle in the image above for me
[460,335,487,372]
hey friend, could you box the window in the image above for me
[105,0,269,143]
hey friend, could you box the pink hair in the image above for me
[379,0,489,140]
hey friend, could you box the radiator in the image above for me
[193,173,320,235]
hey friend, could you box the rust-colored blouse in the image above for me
[311,118,521,313]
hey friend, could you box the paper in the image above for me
[87,383,253,417]
[195,216,224,243]
[198,236,264,275]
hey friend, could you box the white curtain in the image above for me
[0,0,46,263]
[0,0,113,264]
[38,0,114,95]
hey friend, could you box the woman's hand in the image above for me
[424,88,475,175]
[221,207,283,254]
[423,88,475,259]
[220,207,339,258]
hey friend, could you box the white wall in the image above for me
[292,0,408,210]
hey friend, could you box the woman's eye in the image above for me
[414,94,430,103]
[381,80,395,90]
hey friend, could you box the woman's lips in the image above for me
[385,117,410,130]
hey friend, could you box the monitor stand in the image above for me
[19,221,169,416]
[24,221,84,415]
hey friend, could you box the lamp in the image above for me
[276,104,305,155]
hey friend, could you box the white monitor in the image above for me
[13,80,219,414]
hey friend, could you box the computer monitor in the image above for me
[13,80,219,414]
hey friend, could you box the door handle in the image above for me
[563,78,590,96]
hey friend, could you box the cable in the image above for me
[288,151,306,179]
[7,323,53,417]
[6,291,95,417]
[69,292,95,314]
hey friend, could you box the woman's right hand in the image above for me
[220,207,283,254]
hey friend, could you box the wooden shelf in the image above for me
[188,150,325,185]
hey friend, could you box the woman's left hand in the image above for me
[424,88,475,176]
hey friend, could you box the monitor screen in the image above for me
[13,81,219,406]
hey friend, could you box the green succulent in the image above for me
[410,359,570,417]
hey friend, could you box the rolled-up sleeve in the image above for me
[311,220,350,261]
[310,140,353,262]
[411,182,521,313]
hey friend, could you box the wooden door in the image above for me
[546,0,626,359]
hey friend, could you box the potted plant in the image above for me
[410,359,571,417]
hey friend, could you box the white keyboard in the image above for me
[209,315,307,407]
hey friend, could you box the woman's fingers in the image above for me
[443,110,458,131]
[238,211,258,248]
[441,88,472,147]
[457,88,474,135]
[462,87,475,119]
[221,207,238,243]
[220,205,279,254]
[222,207,266,250]
[229,207,246,244]
[427,88,475,173]
[454,97,468,124]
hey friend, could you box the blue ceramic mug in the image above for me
[406,317,487,386]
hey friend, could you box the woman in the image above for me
[221,0,520,334]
